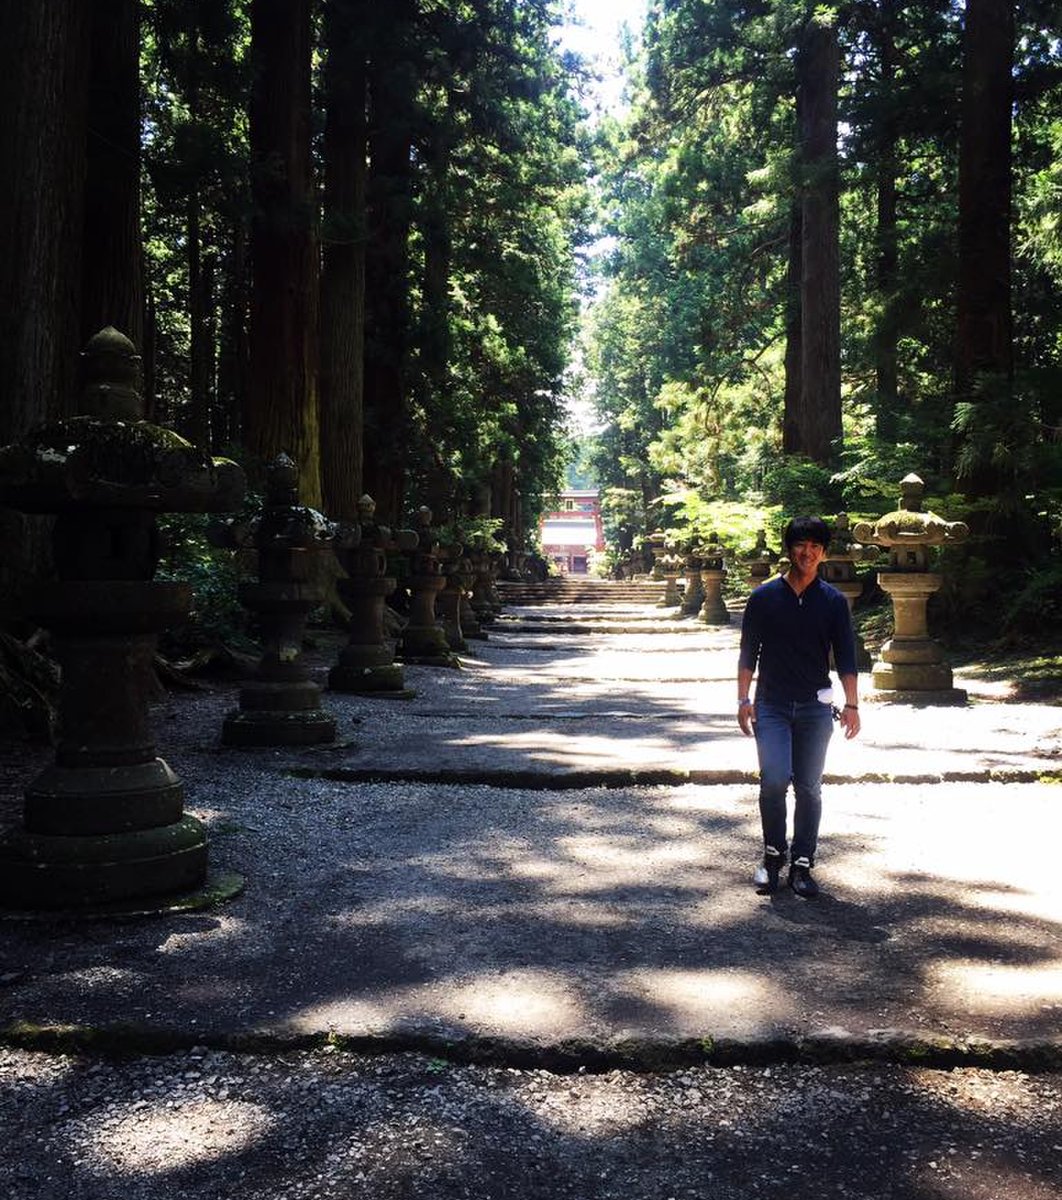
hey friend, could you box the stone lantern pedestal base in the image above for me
[871,572,967,704]
[223,680,337,747]
[397,624,459,667]
[328,646,408,696]
[699,570,730,624]
[0,813,210,911]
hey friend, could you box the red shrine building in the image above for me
[539,489,605,574]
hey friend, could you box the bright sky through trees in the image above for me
[555,0,647,117]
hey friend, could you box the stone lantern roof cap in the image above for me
[852,474,970,551]
[0,328,245,514]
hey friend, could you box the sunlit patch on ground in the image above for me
[293,969,586,1039]
[928,960,1062,1015]
[64,1096,276,1174]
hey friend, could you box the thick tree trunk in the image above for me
[247,0,321,506]
[0,2,90,610]
[782,201,804,455]
[187,191,214,450]
[955,0,1014,397]
[220,218,250,450]
[362,3,418,526]
[0,2,89,437]
[794,16,842,465]
[320,0,368,522]
[82,0,143,349]
[873,0,900,441]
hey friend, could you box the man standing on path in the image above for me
[737,516,861,898]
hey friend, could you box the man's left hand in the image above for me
[840,706,861,739]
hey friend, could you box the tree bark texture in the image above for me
[955,0,1014,396]
[0,1,90,438]
[0,2,90,605]
[220,218,250,450]
[362,2,418,526]
[782,201,804,455]
[320,0,368,522]
[795,17,842,465]
[247,0,321,506]
[873,0,901,441]
[82,0,144,350]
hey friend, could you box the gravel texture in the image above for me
[4,1046,1062,1199]
[2,597,1061,1196]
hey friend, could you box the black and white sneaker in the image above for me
[753,849,785,894]
[788,856,819,899]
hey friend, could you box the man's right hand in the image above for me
[738,702,755,737]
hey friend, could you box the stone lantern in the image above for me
[0,328,245,910]
[396,507,458,667]
[745,529,778,593]
[680,543,706,616]
[853,474,969,702]
[657,536,684,608]
[697,532,730,625]
[216,455,337,746]
[328,494,411,696]
[648,529,667,581]
[819,514,875,672]
[437,542,468,653]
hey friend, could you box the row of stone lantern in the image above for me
[0,328,505,914]
[647,475,969,700]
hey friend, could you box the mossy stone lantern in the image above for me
[0,328,245,910]
[853,474,969,703]
[217,454,337,746]
[697,532,730,625]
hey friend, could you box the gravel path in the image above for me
[2,593,1061,1196]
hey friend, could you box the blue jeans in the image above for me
[754,699,834,866]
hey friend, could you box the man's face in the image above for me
[788,539,826,574]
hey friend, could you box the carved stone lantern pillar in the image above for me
[818,513,875,672]
[853,474,969,702]
[458,551,487,640]
[0,328,245,910]
[648,529,667,581]
[328,494,408,696]
[658,538,685,608]
[216,456,337,746]
[437,543,468,653]
[698,532,730,624]
[745,529,778,593]
[469,549,497,628]
[396,507,458,667]
[680,545,706,616]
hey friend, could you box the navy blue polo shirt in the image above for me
[738,575,857,703]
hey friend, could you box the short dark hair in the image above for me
[783,515,830,550]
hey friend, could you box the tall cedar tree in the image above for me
[247,0,321,505]
[0,2,90,604]
[320,0,369,520]
[956,0,1014,400]
[362,1,419,526]
[787,12,842,464]
[82,0,143,351]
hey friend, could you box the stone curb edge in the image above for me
[287,767,1062,789]
[4,1023,1061,1075]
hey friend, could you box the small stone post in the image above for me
[218,456,337,746]
[853,474,969,703]
[0,328,246,910]
[698,532,730,624]
[329,494,409,696]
